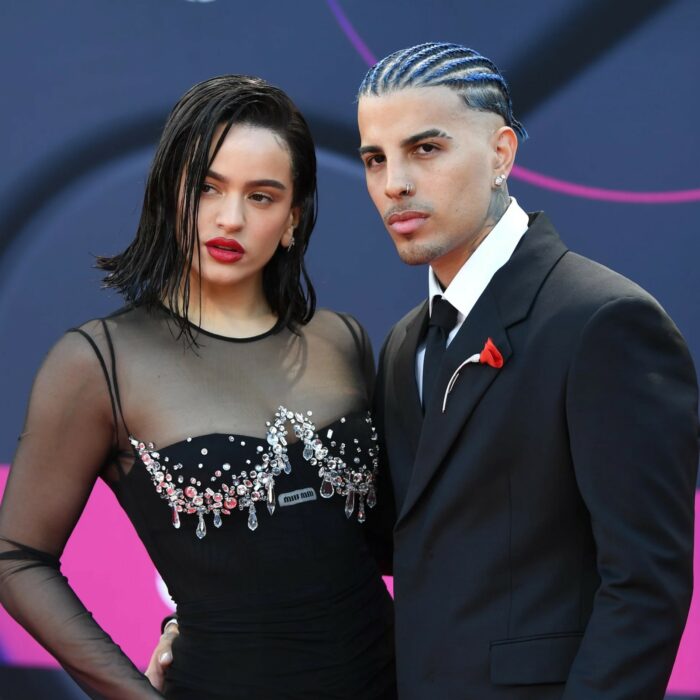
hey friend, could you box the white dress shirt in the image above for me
[416,197,529,400]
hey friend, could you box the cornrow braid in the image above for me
[391,42,451,83]
[378,46,417,89]
[358,41,527,140]
[402,47,479,84]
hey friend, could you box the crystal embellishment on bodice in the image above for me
[129,407,379,538]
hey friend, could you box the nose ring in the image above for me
[403,182,414,196]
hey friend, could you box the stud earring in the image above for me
[494,174,506,187]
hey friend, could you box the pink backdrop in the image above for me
[0,465,697,694]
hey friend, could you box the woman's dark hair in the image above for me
[98,75,317,336]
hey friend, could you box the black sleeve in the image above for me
[365,333,397,576]
[0,329,164,699]
[563,296,699,699]
[334,312,394,574]
[335,311,376,403]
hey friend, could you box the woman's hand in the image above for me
[145,620,179,691]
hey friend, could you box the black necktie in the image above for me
[422,296,459,410]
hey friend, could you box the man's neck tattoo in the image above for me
[485,187,510,230]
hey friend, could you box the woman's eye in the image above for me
[201,183,217,194]
[250,192,273,204]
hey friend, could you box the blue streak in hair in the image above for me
[381,47,419,90]
[462,72,507,86]
[408,48,475,83]
[358,42,527,139]
[393,43,446,83]
[409,49,474,82]
[359,62,382,95]
[424,56,488,81]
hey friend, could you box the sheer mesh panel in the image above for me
[0,305,377,699]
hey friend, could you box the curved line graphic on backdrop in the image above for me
[326,0,700,205]
[0,113,361,267]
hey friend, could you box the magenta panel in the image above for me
[667,490,700,693]
[0,464,172,669]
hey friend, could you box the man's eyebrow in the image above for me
[358,144,381,157]
[400,129,452,147]
[358,129,452,156]
[206,171,286,190]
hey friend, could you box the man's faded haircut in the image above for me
[357,41,527,139]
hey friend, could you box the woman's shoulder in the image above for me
[308,307,367,333]
[72,304,157,339]
[303,309,374,370]
[45,305,146,367]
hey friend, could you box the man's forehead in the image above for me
[358,88,491,143]
[359,85,463,113]
[361,87,453,119]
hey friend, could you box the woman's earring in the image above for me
[287,235,295,252]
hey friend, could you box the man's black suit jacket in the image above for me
[374,212,699,699]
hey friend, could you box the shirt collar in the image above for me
[428,197,529,318]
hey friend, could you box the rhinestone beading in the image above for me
[129,407,378,538]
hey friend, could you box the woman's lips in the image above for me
[205,237,245,263]
[386,211,429,235]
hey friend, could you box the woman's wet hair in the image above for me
[98,74,317,337]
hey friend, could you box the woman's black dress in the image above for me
[0,305,396,699]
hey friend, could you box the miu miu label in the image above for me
[278,487,317,507]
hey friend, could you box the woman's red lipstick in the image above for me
[205,237,245,263]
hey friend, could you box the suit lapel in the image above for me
[396,212,569,525]
[398,289,511,521]
[392,301,429,456]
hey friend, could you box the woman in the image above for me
[0,75,395,699]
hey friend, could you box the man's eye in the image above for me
[365,154,385,168]
[416,143,438,154]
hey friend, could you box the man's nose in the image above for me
[384,167,414,200]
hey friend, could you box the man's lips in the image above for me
[205,237,245,262]
[386,210,429,235]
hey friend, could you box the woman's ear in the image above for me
[281,207,300,248]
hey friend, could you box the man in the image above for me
[150,42,698,699]
[358,42,698,699]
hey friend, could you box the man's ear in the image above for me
[492,125,518,178]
